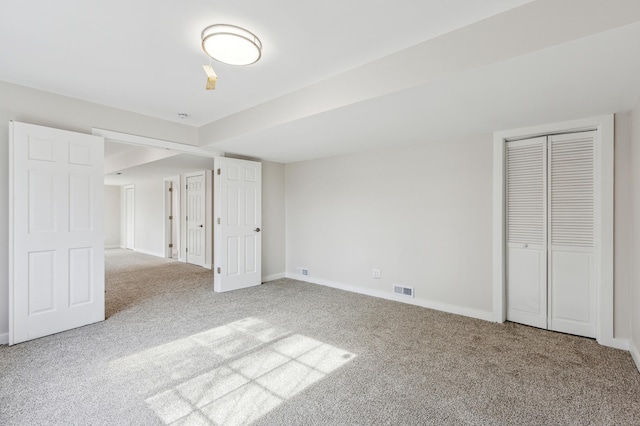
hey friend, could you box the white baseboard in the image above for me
[0,333,8,345]
[285,273,493,322]
[133,248,165,258]
[598,337,629,351]
[262,273,285,282]
[104,245,121,249]
[630,339,640,373]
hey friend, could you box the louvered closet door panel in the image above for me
[550,135,594,247]
[548,132,596,338]
[506,137,547,329]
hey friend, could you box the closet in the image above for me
[506,131,596,338]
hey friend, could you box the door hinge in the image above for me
[186,216,188,221]
[186,247,188,252]
[186,184,189,189]
[217,267,221,274]
[217,168,221,175]
[169,215,173,220]
[169,187,173,192]
[169,243,173,248]
[217,218,220,224]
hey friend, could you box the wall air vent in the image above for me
[393,284,414,298]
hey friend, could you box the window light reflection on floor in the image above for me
[110,317,356,425]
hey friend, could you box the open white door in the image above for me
[185,172,206,267]
[9,121,105,345]
[214,158,262,292]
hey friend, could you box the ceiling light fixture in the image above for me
[201,24,262,66]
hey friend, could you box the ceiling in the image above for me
[2,1,640,165]
[103,140,215,185]
[103,153,215,186]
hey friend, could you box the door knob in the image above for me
[255,227,261,232]
[199,224,203,228]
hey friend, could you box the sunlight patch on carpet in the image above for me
[111,317,356,425]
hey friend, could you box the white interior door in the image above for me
[548,132,596,338]
[186,173,205,267]
[214,158,262,292]
[506,137,548,329]
[9,121,105,345]
[124,185,134,249]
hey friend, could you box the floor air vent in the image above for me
[393,284,414,298]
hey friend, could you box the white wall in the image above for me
[262,161,286,280]
[629,99,640,366]
[285,135,494,318]
[0,114,8,341]
[285,124,637,338]
[614,114,632,339]
[104,185,122,248]
[124,177,166,257]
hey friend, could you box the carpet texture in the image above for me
[1,249,639,425]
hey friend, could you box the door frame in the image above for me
[163,176,180,259]
[492,115,620,348]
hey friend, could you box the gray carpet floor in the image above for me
[1,249,639,425]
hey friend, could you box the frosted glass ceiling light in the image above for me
[201,24,262,66]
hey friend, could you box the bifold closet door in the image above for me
[506,137,548,329]
[548,132,596,338]
[506,132,596,339]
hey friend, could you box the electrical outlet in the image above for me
[372,269,381,279]
[296,267,310,276]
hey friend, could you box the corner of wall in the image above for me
[629,339,640,371]
[0,115,10,337]
[629,97,640,372]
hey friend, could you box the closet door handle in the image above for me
[255,227,261,233]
